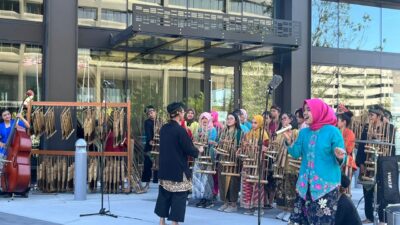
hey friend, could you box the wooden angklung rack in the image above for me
[27,101,134,194]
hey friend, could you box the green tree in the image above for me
[242,61,272,117]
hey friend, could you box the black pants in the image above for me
[141,154,153,183]
[154,185,188,222]
[364,185,389,222]
[363,186,374,221]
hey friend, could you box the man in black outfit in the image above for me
[335,174,362,225]
[142,105,157,190]
[356,105,396,224]
[154,102,203,225]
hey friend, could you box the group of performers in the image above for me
[144,98,396,225]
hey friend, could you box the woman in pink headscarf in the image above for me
[192,112,218,208]
[210,111,222,131]
[282,98,346,225]
[210,110,222,199]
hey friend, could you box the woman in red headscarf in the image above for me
[283,98,346,225]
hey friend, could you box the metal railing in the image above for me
[131,3,301,46]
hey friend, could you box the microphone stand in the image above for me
[81,83,117,218]
[256,87,274,225]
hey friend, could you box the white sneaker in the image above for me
[276,212,285,220]
[217,204,229,211]
[224,206,238,213]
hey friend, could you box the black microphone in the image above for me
[268,74,283,90]
[102,80,115,88]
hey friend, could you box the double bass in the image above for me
[1,90,34,196]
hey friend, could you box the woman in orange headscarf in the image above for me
[239,115,269,215]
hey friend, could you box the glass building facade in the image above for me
[311,0,400,114]
[311,0,400,152]
[1,0,275,136]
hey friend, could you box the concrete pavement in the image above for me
[0,184,368,225]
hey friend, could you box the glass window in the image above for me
[313,66,400,154]
[230,0,272,17]
[0,0,19,13]
[311,64,339,106]
[242,61,272,117]
[338,3,381,51]
[312,0,387,52]
[101,9,126,23]
[128,68,164,137]
[312,64,397,115]
[382,8,400,53]
[129,0,161,4]
[0,43,43,109]
[79,0,127,28]
[311,0,339,48]
[246,1,271,16]
[79,49,206,136]
[77,49,126,103]
[168,71,185,103]
[338,67,385,112]
[169,0,187,7]
[26,2,43,15]
[0,0,43,21]
[230,0,241,13]
[188,0,224,11]
[78,7,97,20]
[210,65,234,114]
[187,72,204,114]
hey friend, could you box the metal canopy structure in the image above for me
[110,3,302,63]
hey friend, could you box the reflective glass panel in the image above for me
[79,0,127,29]
[311,0,339,48]
[0,0,43,21]
[311,64,339,106]
[382,8,400,53]
[77,49,126,103]
[312,64,398,116]
[210,65,234,116]
[230,0,273,17]
[188,0,224,11]
[187,72,204,114]
[242,61,272,117]
[0,43,43,108]
[169,0,187,7]
[338,3,381,51]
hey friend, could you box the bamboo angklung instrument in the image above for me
[150,117,163,171]
[215,128,242,177]
[61,107,75,140]
[360,119,396,183]
[32,107,45,137]
[239,137,268,184]
[44,107,56,139]
[193,126,216,174]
